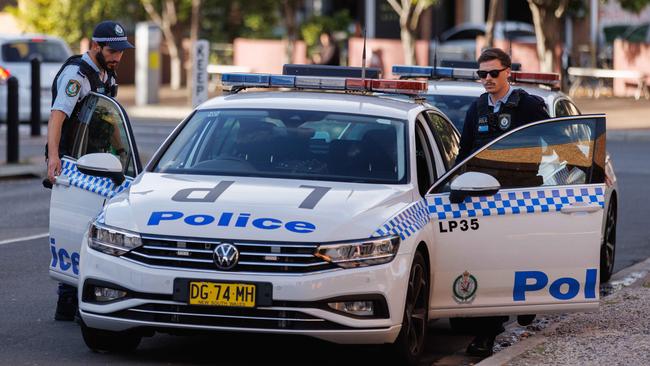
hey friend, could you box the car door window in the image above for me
[425,111,460,169]
[72,93,138,177]
[432,117,605,193]
[566,101,581,115]
[554,100,570,117]
[415,120,435,197]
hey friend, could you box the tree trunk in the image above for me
[485,0,500,49]
[162,26,182,90]
[283,0,299,64]
[188,0,201,101]
[528,0,563,73]
[401,27,416,65]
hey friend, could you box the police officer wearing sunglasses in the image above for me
[456,48,549,357]
[456,48,549,164]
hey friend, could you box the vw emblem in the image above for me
[213,243,239,270]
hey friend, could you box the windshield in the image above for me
[424,95,474,133]
[1,40,69,63]
[154,109,408,184]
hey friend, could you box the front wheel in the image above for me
[81,322,141,353]
[600,200,617,283]
[391,251,429,366]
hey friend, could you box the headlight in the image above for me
[88,222,142,256]
[315,236,400,268]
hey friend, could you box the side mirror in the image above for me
[449,172,500,204]
[77,153,125,186]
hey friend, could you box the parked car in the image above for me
[430,21,537,65]
[0,34,72,122]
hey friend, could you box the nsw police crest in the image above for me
[452,271,477,303]
[498,114,511,130]
[115,24,124,36]
[65,80,81,97]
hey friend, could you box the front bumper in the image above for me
[78,236,411,344]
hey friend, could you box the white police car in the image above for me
[48,66,611,364]
[393,65,618,283]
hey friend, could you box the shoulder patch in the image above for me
[65,80,81,97]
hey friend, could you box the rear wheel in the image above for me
[600,200,617,283]
[81,322,141,353]
[392,251,429,366]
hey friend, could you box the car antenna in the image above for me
[361,27,367,91]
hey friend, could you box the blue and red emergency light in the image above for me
[221,66,427,95]
[392,65,560,88]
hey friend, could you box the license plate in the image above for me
[188,281,256,307]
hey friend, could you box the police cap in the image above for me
[92,21,134,51]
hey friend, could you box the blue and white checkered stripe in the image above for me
[61,159,132,199]
[427,186,605,221]
[373,199,430,240]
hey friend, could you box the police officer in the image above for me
[457,48,550,163]
[457,48,549,357]
[46,20,134,321]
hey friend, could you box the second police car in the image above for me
[392,65,618,283]
[48,65,613,365]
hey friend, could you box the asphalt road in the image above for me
[0,118,648,365]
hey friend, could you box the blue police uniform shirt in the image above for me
[487,85,513,113]
[51,53,114,117]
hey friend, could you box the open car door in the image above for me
[425,115,606,318]
[49,92,141,286]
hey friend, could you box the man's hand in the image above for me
[48,155,61,183]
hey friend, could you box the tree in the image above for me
[141,0,190,90]
[6,0,135,47]
[387,0,438,65]
[528,0,569,73]
[485,0,501,48]
[617,0,650,13]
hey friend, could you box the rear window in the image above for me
[2,40,69,63]
[153,109,408,184]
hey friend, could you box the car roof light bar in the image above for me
[221,72,426,95]
[510,71,560,87]
[393,65,561,87]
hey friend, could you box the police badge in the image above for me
[452,270,477,303]
[498,113,511,131]
[65,80,81,97]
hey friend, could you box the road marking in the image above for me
[0,232,49,246]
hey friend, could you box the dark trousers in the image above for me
[473,316,508,336]
[58,283,76,298]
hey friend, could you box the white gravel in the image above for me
[504,278,650,366]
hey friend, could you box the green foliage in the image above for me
[300,9,352,51]
[616,0,650,13]
[5,0,143,47]
[199,0,280,42]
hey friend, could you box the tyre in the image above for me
[392,251,429,366]
[600,200,617,283]
[81,322,141,353]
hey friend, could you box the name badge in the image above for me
[478,116,489,133]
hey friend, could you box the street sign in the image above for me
[192,39,209,108]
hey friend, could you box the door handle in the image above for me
[560,202,601,214]
[55,176,70,187]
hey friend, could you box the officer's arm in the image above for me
[531,96,550,121]
[456,103,477,164]
[46,111,67,160]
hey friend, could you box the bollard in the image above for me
[7,76,19,163]
[30,57,41,136]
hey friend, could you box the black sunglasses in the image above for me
[477,67,508,79]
